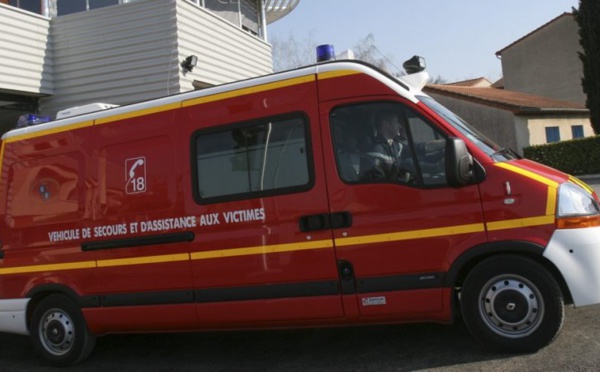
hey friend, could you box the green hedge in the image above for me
[523,136,600,175]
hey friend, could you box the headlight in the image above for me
[556,183,600,229]
[558,183,600,216]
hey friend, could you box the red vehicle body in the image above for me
[1,60,600,365]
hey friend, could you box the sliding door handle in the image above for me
[299,213,330,232]
[299,211,353,232]
[331,211,352,229]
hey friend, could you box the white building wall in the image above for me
[526,115,593,146]
[0,4,52,95]
[176,0,272,91]
[40,0,181,116]
[38,0,273,117]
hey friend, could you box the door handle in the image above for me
[299,212,353,232]
[331,211,352,229]
[299,213,330,232]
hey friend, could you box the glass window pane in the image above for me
[204,0,240,26]
[545,127,560,143]
[89,0,119,10]
[57,0,87,15]
[571,125,584,139]
[331,102,447,187]
[406,110,447,186]
[240,0,259,35]
[13,0,41,14]
[195,116,310,201]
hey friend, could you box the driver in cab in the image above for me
[363,110,410,182]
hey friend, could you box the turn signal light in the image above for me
[556,215,600,229]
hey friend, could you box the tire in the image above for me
[30,294,96,366]
[460,255,564,353]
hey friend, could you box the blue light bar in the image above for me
[17,114,51,128]
[316,44,335,62]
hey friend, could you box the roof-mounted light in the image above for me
[336,49,355,60]
[403,55,426,74]
[17,114,51,128]
[316,44,336,62]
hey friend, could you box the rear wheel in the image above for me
[461,255,564,352]
[30,294,96,366]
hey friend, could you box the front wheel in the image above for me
[461,255,564,353]
[30,294,96,366]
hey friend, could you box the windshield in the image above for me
[418,95,519,162]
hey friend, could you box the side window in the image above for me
[405,110,448,186]
[571,125,584,139]
[193,115,312,203]
[331,102,448,187]
[545,127,561,143]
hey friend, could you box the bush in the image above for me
[523,136,600,175]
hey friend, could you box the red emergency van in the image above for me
[1,58,600,366]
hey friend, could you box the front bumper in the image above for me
[544,226,600,307]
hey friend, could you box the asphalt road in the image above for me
[581,175,600,195]
[1,305,599,372]
[2,177,600,371]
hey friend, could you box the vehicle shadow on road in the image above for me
[9,307,600,372]
[78,319,517,372]
[16,306,600,372]
[5,305,599,371]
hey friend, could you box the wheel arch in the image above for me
[445,241,573,305]
[25,284,99,330]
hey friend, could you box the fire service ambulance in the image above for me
[1,53,600,366]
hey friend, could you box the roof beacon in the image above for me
[402,55,429,90]
[403,55,426,74]
[16,114,51,128]
[316,44,336,62]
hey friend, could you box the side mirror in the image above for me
[445,137,474,187]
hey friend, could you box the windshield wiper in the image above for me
[491,147,520,161]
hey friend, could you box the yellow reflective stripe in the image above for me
[95,103,180,125]
[182,75,315,108]
[0,261,97,275]
[1,70,356,144]
[569,175,594,194]
[6,120,94,143]
[546,186,557,215]
[0,214,560,275]
[335,223,485,247]
[494,162,559,188]
[494,163,558,223]
[486,215,554,231]
[96,253,190,268]
[190,239,333,260]
[4,75,315,143]
[317,70,361,80]
[0,241,332,276]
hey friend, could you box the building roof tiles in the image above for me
[423,84,587,114]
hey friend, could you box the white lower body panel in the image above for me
[0,298,30,335]
[544,226,600,307]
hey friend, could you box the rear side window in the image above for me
[193,114,312,203]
